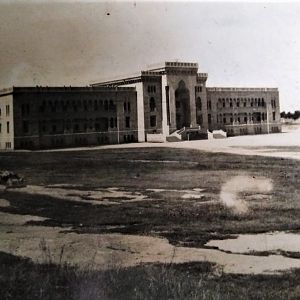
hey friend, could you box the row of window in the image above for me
[22,117,131,134]
[195,86,202,93]
[148,85,157,93]
[214,112,276,124]
[0,105,10,117]
[271,99,277,108]
[38,100,117,113]
[217,98,266,108]
[227,127,266,135]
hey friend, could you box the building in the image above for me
[0,61,281,150]
[0,86,138,150]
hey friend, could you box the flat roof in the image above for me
[0,86,136,96]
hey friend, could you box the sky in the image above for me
[0,1,300,111]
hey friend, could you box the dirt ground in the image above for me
[1,126,300,298]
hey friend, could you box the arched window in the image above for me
[150,97,156,112]
[196,97,202,111]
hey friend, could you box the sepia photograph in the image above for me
[1,0,300,299]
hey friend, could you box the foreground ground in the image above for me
[1,142,300,299]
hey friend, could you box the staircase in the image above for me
[167,126,208,142]
[166,129,182,142]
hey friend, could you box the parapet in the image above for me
[207,87,278,92]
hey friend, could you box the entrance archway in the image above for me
[175,80,190,129]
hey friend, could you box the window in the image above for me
[196,97,202,111]
[6,105,10,116]
[273,112,276,121]
[125,116,130,128]
[150,97,156,112]
[108,100,114,111]
[74,124,79,132]
[150,115,156,127]
[207,101,211,110]
[244,117,247,123]
[0,123,1,133]
[148,85,156,93]
[23,121,29,133]
[110,117,114,128]
[6,121,9,133]
[0,108,1,116]
[84,100,88,111]
[195,86,202,93]
[52,124,57,133]
[124,101,131,113]
[223,117,226,124]
[5,142,11,149]
[197,114,203,125]
[208,114,211,124]
[94,100,98,111]
[104,100,108,111]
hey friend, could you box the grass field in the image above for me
[1,147,300,299]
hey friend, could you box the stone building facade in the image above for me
[0,86,138,150]
[0,61,281,150]
[93,61,281,141]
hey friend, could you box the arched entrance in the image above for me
[175,80,190,129]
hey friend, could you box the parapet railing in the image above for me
[207,87,278,92]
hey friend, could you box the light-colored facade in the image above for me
[0,61,281,150]
[93,61,281,141]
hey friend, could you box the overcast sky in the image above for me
[0,1,299,111]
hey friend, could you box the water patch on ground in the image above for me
[205,231,300,254]
[0,211,48,225]
[0,198,10,207]
[11,185,148,205]
[1,223,300,274]
[123,159,199,166]
[147,188,206,200]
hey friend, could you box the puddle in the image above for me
[147,188,206,200]
[0,198,10,207]
[0,211,48,225]
[220,175,273,214]
[205,231,300,254]
[1,221,300,274]
[11,185,148,205]
[124,160,199,166]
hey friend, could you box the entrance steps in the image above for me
[167,126,208,142]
